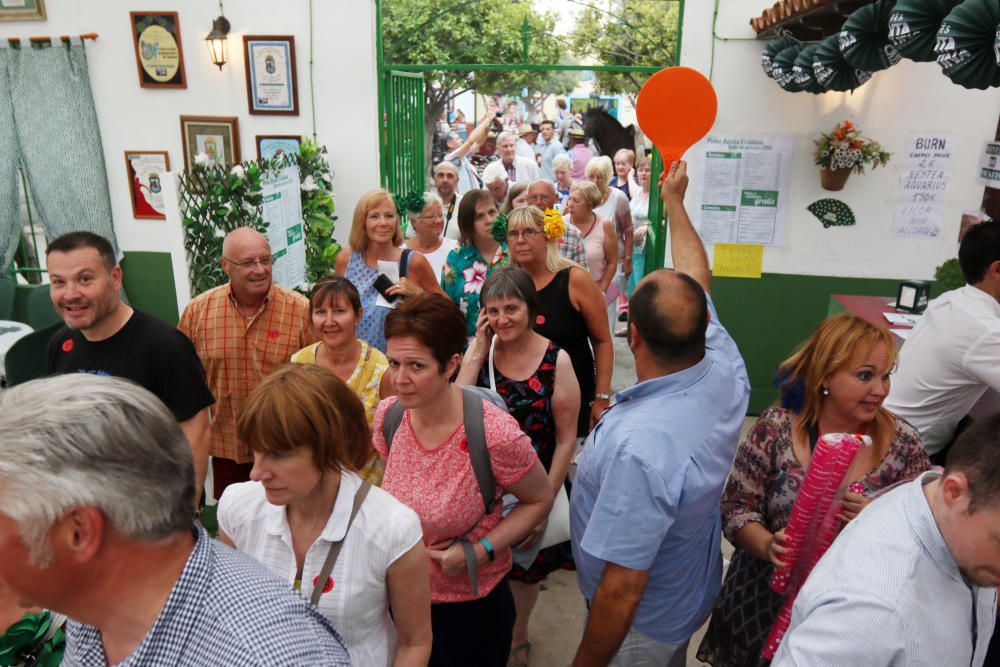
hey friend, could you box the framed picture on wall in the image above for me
[243,35,299,115]
[0,0,46,21]
[129,11,186,89]
[256,135,301,160]
[124,150,170,220]
[179,116,240,172]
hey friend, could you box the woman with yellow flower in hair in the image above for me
[502,205,612,436]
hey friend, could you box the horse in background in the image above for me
[582,107,646,158]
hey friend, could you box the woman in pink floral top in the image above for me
[697,315,930,667]
[372,293,552,667]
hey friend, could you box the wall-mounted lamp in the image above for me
[205,4,230,70]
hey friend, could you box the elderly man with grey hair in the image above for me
[527,179,589,271]
[496,130,540,184]
[0,374,351,665]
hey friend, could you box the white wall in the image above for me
[680,0,1000,280]
[0,0,380,256]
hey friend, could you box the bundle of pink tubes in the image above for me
[761,432,872,660]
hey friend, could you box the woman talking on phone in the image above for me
[336,189,445,353]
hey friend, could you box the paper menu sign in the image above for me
[713,243,763,278]
[374,259,400,309]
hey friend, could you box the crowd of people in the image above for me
[1,117,999,667]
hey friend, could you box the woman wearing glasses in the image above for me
[335,189,445,353]
[403,192,459,281]
[504,206,612,436]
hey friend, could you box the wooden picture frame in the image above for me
[130,11,186,89]
[256,135,302,160]
[243,35,299,115]
[179,116,240,172]
[0,0,45,21]
[124,150,170,220]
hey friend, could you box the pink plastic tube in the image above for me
[761,432,870,660]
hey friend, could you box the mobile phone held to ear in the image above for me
[373,274,400,303]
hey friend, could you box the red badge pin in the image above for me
[459,438,469,453]
[61,339,74,352]
[268,329,281,339]
[312,575,334,594]
[535,314,545,326]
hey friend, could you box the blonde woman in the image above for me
[564,181,617,297]
[584,156,634,279]
[335,189,445,352]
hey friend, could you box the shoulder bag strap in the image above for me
[487,336,498,392]
[399,249,413,279]
[310,481,372,606]
[381,399,406,449]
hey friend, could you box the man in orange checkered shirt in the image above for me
[179,228,313,499]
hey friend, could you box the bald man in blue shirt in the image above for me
[570,161,750,666]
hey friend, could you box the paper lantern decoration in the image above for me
[762,35,799,77]
[792,44,825,93]
[808,199,856,227]
[888,0,964,62]
[813,34,874,91]
[935,0,1000,89]
[772,42,805,91]
[839,0,903,72]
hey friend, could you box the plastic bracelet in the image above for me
[594,392,611,401]
[479,538,495,562]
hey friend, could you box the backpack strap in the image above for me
[381,398,406,450]
[461,386,497,514]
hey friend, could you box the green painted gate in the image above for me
[382,70,425,197]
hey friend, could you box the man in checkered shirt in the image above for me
[0,374,351,666]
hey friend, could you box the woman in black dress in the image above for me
[503,206,612,436]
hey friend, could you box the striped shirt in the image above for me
[178,283,312,463]
[64,525,351,666]
[773,471,997,666]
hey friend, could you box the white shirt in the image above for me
[509,155,541,184]
[515,138,536,161]
[772,471,996,666]
[885,285,1000,454]
[418,237,458,283]
[218,472,423,667]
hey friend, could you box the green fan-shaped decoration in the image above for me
[808,199,856,228]
[772,43,805,91]
[888,0,964,62]
[813,35,874,91]
[935,0,1000,89]
[840,0,903,72]
[793,44,825,93]
[762,36,799,78]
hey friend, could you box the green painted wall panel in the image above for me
[120,252,179,325]
[710,273,908,414]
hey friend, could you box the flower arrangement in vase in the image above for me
[813,121,891,191]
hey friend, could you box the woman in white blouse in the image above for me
[218,364,432,667]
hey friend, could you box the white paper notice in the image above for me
[261,164,306,289]
[883,312,922,327]
[374,260,400,309]
[688,135,794,247]
[891,328,913,340]
[893,133,953,238]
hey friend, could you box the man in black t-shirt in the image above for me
[44,232,215,500]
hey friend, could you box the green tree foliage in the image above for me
[382,0,578,163]
[570,0,680,106]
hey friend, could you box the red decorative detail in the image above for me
[268,329,281,339]
[61,339,74,352]
[459,438,469,452]
[535,314,545,326]
[312,575,334,594]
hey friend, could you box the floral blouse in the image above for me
[721,406,930,543]
[441,242,510,337]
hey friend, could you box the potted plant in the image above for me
[813,120,891,191]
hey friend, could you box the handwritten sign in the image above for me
[713,243,763,279]
[894,133,953,237]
